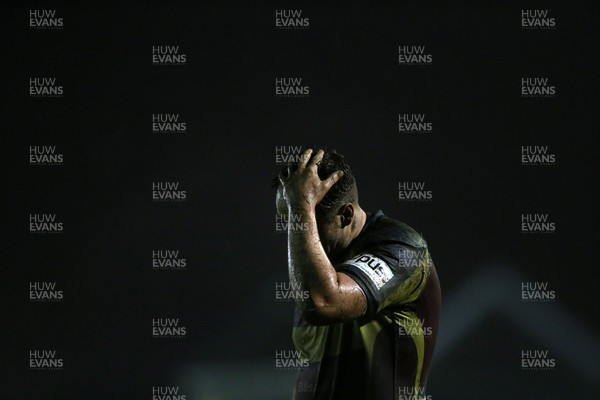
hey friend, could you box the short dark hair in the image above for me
[272,147,358,216]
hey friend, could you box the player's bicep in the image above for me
[336,253,399,317]
[334,272,368,317]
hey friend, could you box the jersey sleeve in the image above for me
[336,244,431,318]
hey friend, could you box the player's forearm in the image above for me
[287,207,338,311]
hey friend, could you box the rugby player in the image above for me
[273,148,441,399]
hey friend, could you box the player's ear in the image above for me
[339,203,355,228]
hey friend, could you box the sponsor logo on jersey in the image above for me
[346,254,393,289]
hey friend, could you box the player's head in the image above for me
[272,147,361,257]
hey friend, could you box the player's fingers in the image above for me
[323,170,344,190]
[308,149,325,170]
[298,148,313,170]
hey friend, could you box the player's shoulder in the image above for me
[366,210,427,250]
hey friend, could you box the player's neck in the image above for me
[351,207,367,241]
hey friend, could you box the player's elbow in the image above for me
[301,280,366,325]
[301,294,343,326]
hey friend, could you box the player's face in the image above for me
[276,186,346,257]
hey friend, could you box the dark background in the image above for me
[2,2,599,399]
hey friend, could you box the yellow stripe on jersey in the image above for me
[396,310,426,392]
[378,250,431,312]
[360,315,388,377]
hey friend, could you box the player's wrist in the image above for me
[287,204,315,218]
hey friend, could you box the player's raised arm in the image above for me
[276,148,367,325]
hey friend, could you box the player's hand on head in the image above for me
[279,148,344,212]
